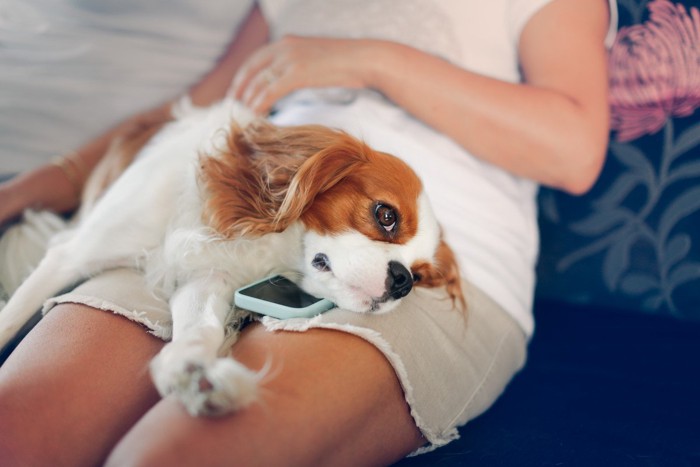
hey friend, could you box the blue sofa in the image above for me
[396,0,700,465]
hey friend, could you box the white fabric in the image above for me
[0,210,67,301]
[0,0,618,337]
[259,0,618,337]
[0,0,254,173]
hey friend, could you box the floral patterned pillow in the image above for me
[536,0,700,321]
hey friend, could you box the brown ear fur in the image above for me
[274,134,372,228]
[200,120,369,237]
[412,237,466,312]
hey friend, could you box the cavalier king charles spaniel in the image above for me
[0,99,463,415]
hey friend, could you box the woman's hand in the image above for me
[231,1,610,195]
[0,165,80,228]
[230,36,378,115]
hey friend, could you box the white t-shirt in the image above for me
[0,0,254,173]
[1,0,617,337]
[259,0,617,337]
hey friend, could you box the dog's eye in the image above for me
[374,204,397,232]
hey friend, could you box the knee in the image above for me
[104,406,198,467]
[105,435,177,467]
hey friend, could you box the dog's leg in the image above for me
[150,272,259,416]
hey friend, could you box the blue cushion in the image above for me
[536,0,700,322]
[394,299,700,466]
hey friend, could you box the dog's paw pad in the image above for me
[198,374,215,392]
[177,358,259,417]
[150,355,195,396]
[181,363,214,392]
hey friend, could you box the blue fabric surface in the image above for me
[394,299,700,466]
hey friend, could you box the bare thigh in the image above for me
[0,304,423,466]
[107,324,425,467]
[0,303,164,467]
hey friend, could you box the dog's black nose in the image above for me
[386,261,413,300]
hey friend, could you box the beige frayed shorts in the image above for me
[44,267,527,455]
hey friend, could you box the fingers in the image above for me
[241,66,285,114]
[229,36,368,115]
[230,44,278,113]
[229,49,269,100]
[230,37,311,115]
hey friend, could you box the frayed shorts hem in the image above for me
[44,268,527,455]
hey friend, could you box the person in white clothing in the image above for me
[0,1,616,464]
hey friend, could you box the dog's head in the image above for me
[202,121,465,313]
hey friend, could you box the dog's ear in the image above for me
[273,134,370,228]
[412,238,466,312]
[201,121,368,237]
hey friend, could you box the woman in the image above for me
[0,0,616,464]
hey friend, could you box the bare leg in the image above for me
[107,324,425,466]
[0,304,164,467]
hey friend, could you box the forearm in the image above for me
[367,42,608,194]
[4,101,173,217]
[367,0,611,194]
[0,165,78,224]
[0,125,141,223]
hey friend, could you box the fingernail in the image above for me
[242,88,254,106]
[229,79,241,97]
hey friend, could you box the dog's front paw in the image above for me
[177,359,260,416]
[151,355,259,416]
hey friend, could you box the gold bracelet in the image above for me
[51,152,86,195]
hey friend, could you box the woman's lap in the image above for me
[44,267,527,454]
[0,266,526,464]
[107,324,424,466]
[0,302,423,466]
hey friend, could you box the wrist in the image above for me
[23,162,83,214]
[358,40,412,97]
[51,152,87,198]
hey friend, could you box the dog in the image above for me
[0,99,464,415]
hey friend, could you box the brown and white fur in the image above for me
[0,99,463,415]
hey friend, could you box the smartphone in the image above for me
[234,275,335,319]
